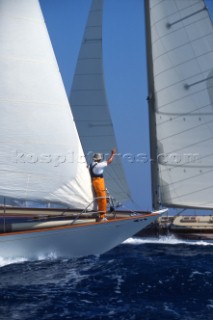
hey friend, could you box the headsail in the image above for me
[0,0,93,208]
[146,0,213,209]
[70,0,130,204]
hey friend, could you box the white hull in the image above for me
[0,210,166,259]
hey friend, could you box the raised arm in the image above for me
[107,148,116,165]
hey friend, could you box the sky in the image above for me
[39,0,213,212]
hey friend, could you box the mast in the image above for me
[144,0,160,209]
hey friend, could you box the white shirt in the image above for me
[91,161,107,175]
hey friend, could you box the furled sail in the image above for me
[0,0,94,208]
[146,0,213,209]
[70,0,130,204]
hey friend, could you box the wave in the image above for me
[0,252,59,268]
[1,235,212,267]
[124,235,213,246]
[0,256,28,267]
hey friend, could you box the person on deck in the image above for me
[90,149,116,222]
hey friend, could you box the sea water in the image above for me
[0,236,213,320]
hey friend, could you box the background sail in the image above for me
[0,0,93,208]
[70,0,130,204]
[148,0,213,209]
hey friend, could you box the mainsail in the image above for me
[70,0,130,204]
[0,0,93,208]
[146,0,213,209]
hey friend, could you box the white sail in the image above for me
[0,0,94,208]
[147,0,213,209]
[70,0,130,204]
[0,0,165,261]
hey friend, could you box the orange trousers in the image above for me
[92,177,107,218]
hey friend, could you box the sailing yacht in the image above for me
[143,0,213,238]
[0,0,164,259]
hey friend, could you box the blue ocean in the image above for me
[0,236,213,320]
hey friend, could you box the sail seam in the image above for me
[84,39,102,43]
[160,118,213,141]
[156,86,212,112]
[159,135,213,155]
[151,2,206,25]
[157,102,213,119]
[0,56,55,64]
[0,14,42,23]
[77,58,101,60]
[0,99,67,107]
[153,34,213,76]
[165,183,213,201]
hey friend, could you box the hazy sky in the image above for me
[40,0,213,212]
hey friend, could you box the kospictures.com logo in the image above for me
[12,151,200,167]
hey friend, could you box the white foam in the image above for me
[0,252,58,268]
[37,252,58,261]
[0,256,27,267]
[123,235,213,246]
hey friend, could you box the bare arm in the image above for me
[107,148,116,165]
